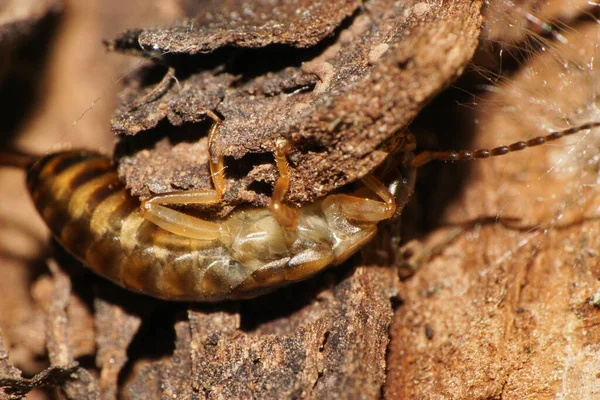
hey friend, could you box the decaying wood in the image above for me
[4,0,600,399]
[386,14,600,400]
[1,262,99,399]
[127,266,397,399]
[107,0,482,212]
[94,296,142,399]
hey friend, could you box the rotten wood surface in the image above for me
[2,0,600,399]
[386,12,600,399]
[107,0,481,212]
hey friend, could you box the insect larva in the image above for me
[2,111,414,301]
[19,146,404,301]
[2,116,597,301]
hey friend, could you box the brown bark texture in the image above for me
[1,0,600,399]
[108,0,481,211]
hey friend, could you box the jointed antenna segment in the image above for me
[411,121,599,168]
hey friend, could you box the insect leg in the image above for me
[139,111,227,241]
[140,192,223,241]
[206,109,226,196]
[322,174,397,223]
[268,139,299,230]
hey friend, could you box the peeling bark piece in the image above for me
[0,330,23,399]
[110,0,483,210]
[0,263,99,399]
[126,267,398,399]
[94,297,142,400]
[0,361,79,399]
[45,262,100,400]
[46,261,74,367]
[113,71,233,137]
[0,332,20,378]
[127,320,195,399]
[107,0,362,54]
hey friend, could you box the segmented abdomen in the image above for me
[26,150,269,301]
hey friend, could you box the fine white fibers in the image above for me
[441,2,600,229]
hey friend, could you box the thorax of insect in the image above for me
[3,110,596,301]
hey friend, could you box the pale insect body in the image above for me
[4,112,598,301]
[15,113,412,301]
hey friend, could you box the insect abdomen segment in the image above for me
[25,150,259,301]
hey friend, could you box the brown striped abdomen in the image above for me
[25,150,268,301]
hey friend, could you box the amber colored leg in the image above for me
[140,201,222,240]
[359,174,396,219]
[206,109,225,196]
[323,174,396,223]
[411,152,435,168]
[268,139,299,230]
[139,110,227,241]
[319,175,394,264]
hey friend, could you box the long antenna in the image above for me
[411,121,599,168]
